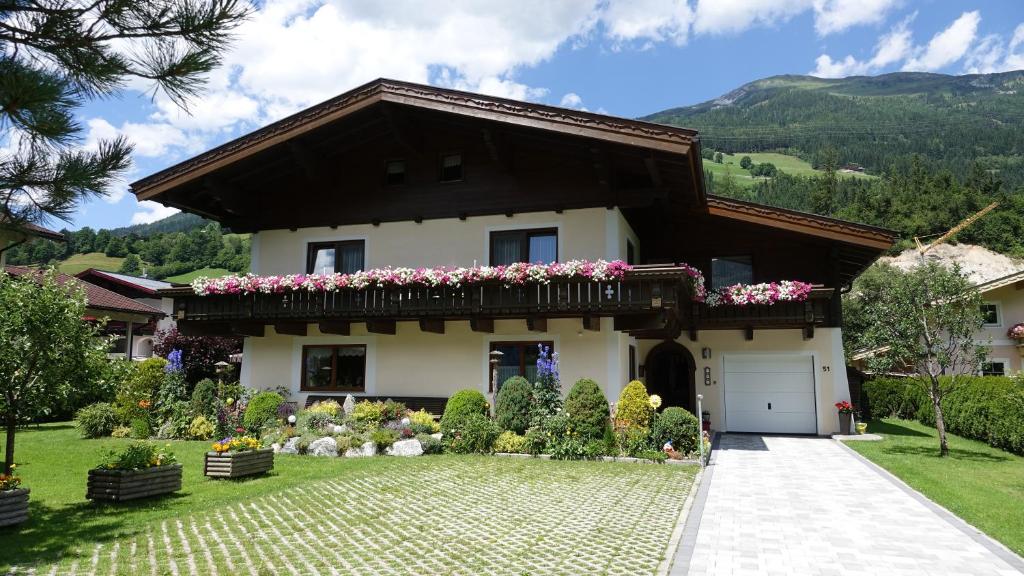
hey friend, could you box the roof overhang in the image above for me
[132,78,701,202]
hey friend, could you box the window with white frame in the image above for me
[980,302,1001,326]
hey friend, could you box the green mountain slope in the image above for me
[644,70,1024,187]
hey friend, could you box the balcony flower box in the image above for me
[0,488,30,527]
[87,464,182,502]
[204,448,274,478]
[205,437,273,479]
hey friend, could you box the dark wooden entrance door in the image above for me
[644,342,696,413]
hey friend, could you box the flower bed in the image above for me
[0,472,29,527]
[87,443,181,502]
[705,280,814,307]
[205,437,273,478]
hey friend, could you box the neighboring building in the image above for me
[0,220,65,267]
[130,79,895,435]
[4,265,165,359]
[974,270,1024,376]
[75,269,182,358]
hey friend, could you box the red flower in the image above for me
[235,427,244,433]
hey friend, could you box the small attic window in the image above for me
[385,160,405,185]
[440,153,463,182]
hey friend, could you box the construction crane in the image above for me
[914,201,999,255]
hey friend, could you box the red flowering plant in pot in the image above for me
[835,401,855,435]
[1007,323,1024,344]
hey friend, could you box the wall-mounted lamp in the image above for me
[701,347,711,359]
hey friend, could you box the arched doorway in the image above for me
[644,341,696,414]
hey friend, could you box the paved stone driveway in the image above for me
[682,435,1023,576]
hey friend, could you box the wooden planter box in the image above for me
[0,488,30,527]
[204,448,274,479]
[87,464,182,502]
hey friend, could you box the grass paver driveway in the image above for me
[2,423,696,575]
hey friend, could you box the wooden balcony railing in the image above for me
[162,268,837,336]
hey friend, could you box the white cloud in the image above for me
[812,0,901,36]
[602,0,692,47]
[903,10,980,71]
[963,23,1024,74]
[811,14,913,77]
[693,0,811,36]
[560,92,584,108]
[131,201,180,225]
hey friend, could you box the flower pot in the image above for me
[204,448,274,479]
[838,412,852,435]
[856,422,868,435]
[87,464,182,502]
[0,488,29,527]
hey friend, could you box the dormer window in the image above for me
[385,160,406,185]
[440,153,463,182]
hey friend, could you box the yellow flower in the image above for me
[9,464,15,470]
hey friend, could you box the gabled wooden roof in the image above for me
[131,78,702,200]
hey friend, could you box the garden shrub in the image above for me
[564,378,610,441]
[306,400,341,417]
[298,409,337,431]
[351,400,386,430]
[111,426,131,438]
[530,344,563,426]
[187,415,216,440]
[495,376,532,434]
[76,402,118,438]
[445,412,499,454]
[130,417,152,439]
[333,434,353,453]
[242,391,284,432]
[524,426,547,455]
[440,389,490,437]
[494,430,528,453]
[862,377,924,420]
[416,433,443,454]
[408,408,440,434]
[190,379,217,419]
[381,399,407,421]
[617,426,654,457]
[371,428,399,450]
[651,407,700,455]
[297,432,319,453]
[615,380,653,429]
[153,328,242,384]
[115,357,167,422]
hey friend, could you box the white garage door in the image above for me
[724,354,817,434]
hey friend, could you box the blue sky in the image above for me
[66,0,1024,232]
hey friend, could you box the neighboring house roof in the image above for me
[0,216,66,242]
[4,265,165,317]
[974,268,1024,294]
[75,268,182,296]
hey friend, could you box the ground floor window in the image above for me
[981,360,1007,377]
[489,341,553,392]
[302,344,366,392]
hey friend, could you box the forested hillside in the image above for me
[647,70,1024,256]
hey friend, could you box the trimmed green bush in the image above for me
[187,415,216,440]
[615,380,653,428]
[371,428,399,450]
[495,376,532,434]
[416,433,443,454]
[564,378,610,441]
[130,417,151,439]
[440,389,490,436]
[863,375,1024,456]
[76,402,118,438]
[651,407,700,455]
[351,400,386,430]
[190,379,217,418]
[445,412,499,454]
[242,391,284,432]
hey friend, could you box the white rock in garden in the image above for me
[430,433,442,440]
[280,437,301,455]
[271,442,281,453]
[332,424,345,434]
[344,441,377,458]
[387,438,423,457]
[308,436,338,457]
[401,417,411,426]
[343,394,356,415]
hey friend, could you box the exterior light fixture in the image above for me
[701,347,711,359]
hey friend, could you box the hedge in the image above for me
[862,375,1024,456]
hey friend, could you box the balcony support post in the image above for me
[318,320,350,335]
[366,320,397,335]
[274,322,308,336]
[419,319,445,334]
[470,317,494,333]
[526,317,547,332]
[582,315,600,332]
[231,322,265,337]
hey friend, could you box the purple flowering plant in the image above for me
[165,349,183,373]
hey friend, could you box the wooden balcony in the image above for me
[164,268,837,338]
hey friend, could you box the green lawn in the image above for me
[2,423,696,574]
[845,419,1024,555]
[704,151,877,188]
[57,252,125,275]
[164,267,232,283]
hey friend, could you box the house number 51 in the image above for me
[822,365,831,372]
